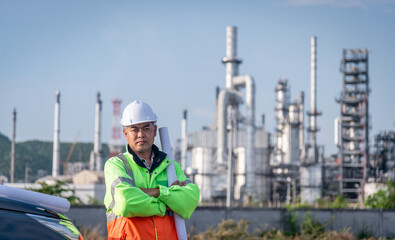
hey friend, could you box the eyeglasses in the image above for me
[127,125,154,135]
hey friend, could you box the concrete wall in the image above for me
[67,206,395,238]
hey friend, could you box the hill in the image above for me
[0,132,110,182]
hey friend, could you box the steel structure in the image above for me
[338,49,369,202]
[372,131,395,182]
[271,79,304,204]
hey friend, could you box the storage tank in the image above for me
[190,130,216,202]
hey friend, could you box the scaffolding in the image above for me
[372,131,395,182]
[338,49,369,202]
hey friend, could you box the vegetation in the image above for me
[312,195,349,209]
[283,209,335,238]
[283,195,349,210]
[78,225,106,240]
[188,218,361,240]
[87,195,104,205]
[0,132,110,182]
[365,180,395,209]
[28,180,82,204]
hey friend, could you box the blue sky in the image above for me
[0,0,394,155]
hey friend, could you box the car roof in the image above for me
[0,195,64,220]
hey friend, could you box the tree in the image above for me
[364,180,395,209]
[29,180,82,204]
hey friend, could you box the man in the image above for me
[104,100,200,240]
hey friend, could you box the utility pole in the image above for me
[11,108,16,183]
[25,163,30,183]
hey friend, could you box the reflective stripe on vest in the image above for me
[108,176,135,210]
[107,153,174,223]
[117,153,135,184]
[107,154,136,218]
[106,211,120,223]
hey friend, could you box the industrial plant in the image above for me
[175,26,395,207]
[4,26,395,206]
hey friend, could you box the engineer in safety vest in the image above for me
[104,100,200,240]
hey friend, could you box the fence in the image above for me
[67,206,395,238]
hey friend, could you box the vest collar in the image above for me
[126,144,167,173]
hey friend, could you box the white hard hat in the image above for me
[120,100,158,126]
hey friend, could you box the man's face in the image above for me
[123,122,157,156]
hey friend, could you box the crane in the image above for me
[62,131,80,175]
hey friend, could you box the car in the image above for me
[0,190,83,240]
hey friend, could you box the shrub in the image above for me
[28,180,82,204]
[365,180,395,209]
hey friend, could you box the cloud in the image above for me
[280,0,395,10]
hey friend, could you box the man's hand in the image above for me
[171,180,187,187]
[139,181,186,198]
[139,187,160,198]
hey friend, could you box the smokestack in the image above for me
[10,108,16,183]
[308,36,321,163]
[223,26,242,89]
[181,109,188,171]
[90,92,102,171]
[310,37,317,148]
[52,91,60,177]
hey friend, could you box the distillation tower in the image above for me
[271,79,304,204]
[300,36,323,204]
[337,49,369,202]
[186,26,270,206]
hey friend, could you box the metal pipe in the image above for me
[10,108,16,183]
[299,92,305,159]
[52,91,60,177]
[181,109,188,171]
[334,117,341,148]
[226,108,235,208]
[233,75,255,198]
[216,89,243,164]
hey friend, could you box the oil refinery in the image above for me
[173,26,394,206]
[4,26,395,207]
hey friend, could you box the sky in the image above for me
[1,0,394,155]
